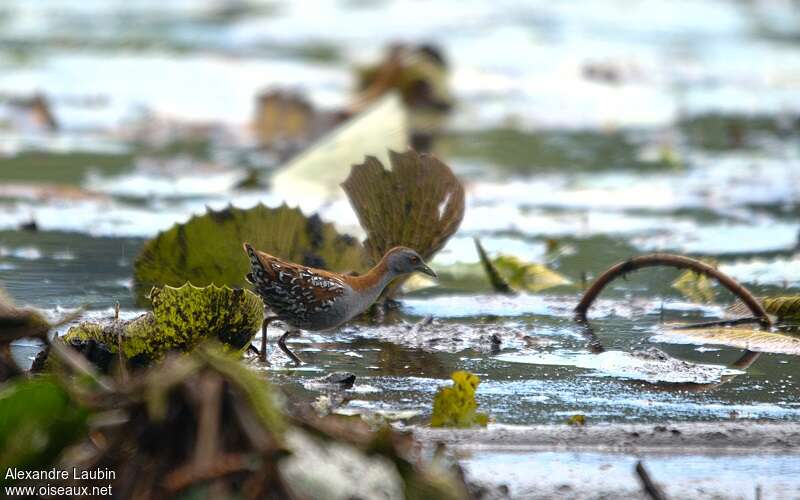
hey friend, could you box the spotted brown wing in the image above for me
[244,244,345,325]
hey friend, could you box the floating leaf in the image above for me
[0,376,88,486]
[660,325,800,356]
[253,90,316,150]
[762,296,800,321]
[430,371,488,428]
[672,269,717,303]
[353,44,452,140]
[355,45,452,112]
[671,258,718,303]
[493,255,571,293]
[342,149,464,295]
[272,93,408,203]
[64,284,264,366]
[133,203,366,302]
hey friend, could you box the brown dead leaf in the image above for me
[341,149,464,295]
[253,90,315,149]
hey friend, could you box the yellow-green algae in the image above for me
[64,283,264,363]
[430,371,488,428]
[133,203,367,303]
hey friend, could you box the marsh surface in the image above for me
[1,0,799,495]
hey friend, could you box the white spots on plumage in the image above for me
[245,246,348,329]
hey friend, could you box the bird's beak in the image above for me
[418,264,438,278]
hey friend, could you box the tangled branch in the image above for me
[574,253,771,328]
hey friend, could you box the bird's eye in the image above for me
[410,256,419,264]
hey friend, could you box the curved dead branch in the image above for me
[574,253,771,328]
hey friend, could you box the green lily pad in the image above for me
[474,239,571,294]
[65,283,264,365]
[133,203,367,302]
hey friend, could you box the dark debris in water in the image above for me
[304,371,357,391]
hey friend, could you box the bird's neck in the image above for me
[349,259,397,297]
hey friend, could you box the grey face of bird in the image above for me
[385,247,437,278]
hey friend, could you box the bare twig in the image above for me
[574,253,771,328]
[635,460,667,500]
[114,302,128,383]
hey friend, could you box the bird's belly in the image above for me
[288,310,346,331]
[280,291,364,331]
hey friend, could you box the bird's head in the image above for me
[383,247,437,278]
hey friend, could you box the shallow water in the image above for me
[1,0,799,434]
[462,450,800,499]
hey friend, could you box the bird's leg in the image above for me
[278,329,302,366]
[259,319,269,364]
[254,314,279,364]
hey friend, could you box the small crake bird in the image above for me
[244,243,437,365]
